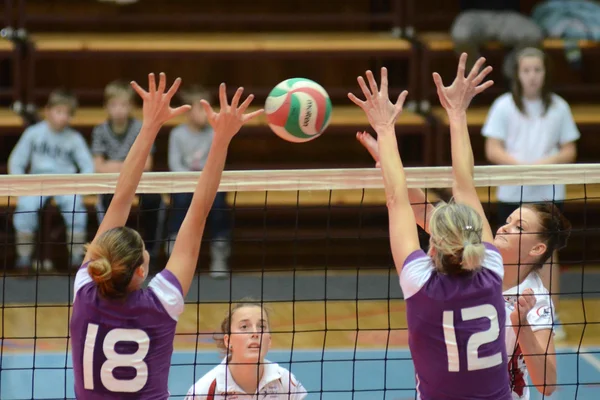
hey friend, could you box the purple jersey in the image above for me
[70,263,184,399]
[399,243,511,400]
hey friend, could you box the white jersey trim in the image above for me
[186,359,307,399]
[148,272,185,322]
[73,263,92,301]
[399,243,503,300]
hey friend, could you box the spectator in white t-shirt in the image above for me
[482,47,580,340]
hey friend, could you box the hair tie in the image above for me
[463,240,470,248]
[465,225,473,231]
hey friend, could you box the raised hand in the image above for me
[433,53,494,114]
[356,131,381,168]
[200,83,263,143]
[510,288,537,328]
[131,72,191,128]
[348,67,408,135]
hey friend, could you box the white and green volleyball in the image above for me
[265,78,332,143]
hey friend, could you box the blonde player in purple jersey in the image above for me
[355,59,568,398]
[69,73,263,399]
[348,54,512,399]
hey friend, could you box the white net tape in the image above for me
[0,164,599,196]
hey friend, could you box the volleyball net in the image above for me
[0,164,599,399]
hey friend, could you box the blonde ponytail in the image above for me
[429,202,485,275]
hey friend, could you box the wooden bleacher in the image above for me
[0,37,19,103]
[25,32,416,105]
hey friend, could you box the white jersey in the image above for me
[503,272,554,400]
[186,358,307,399]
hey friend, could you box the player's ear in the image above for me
[223,334,230,349]
[135,265,145,278]
[529,242,546,258]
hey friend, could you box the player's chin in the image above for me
[241,349,263,362]
[493,235,508,249]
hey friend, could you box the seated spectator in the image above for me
[168,85,232,278]
[451,0,544,80]
[92,80,164,263]
[8,90,93,272]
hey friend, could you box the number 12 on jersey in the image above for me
[443,304,503,372]
[83,323,150,392]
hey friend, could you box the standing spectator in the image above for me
[92,80,163,262]
[168,85,232,278]
[9,90,93,272]
[483,47,579,340]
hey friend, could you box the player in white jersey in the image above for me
[70,74,263,399]
[186,300,307,399]
[356,95,571,399]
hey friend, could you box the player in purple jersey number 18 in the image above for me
[69,74,263,399]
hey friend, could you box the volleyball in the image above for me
[265,78,332,143]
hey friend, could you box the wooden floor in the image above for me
[0,299,598,354]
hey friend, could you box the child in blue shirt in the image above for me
[9,90,94,272]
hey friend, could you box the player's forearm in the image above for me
[408,188,433,232]
[377,129,410,208]
[448,112,475,190]
[112,123,159,203]
[186,139,229,224]
[517,326,557,395]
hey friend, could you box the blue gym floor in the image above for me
[1,348,599,399]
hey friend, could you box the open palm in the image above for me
[433,53,494,113]
[348,67,408,135]
[131,72,190,128]
[200,83,263,142]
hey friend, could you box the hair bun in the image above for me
[88,258,112,283]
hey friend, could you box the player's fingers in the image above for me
[200,100,215,120]
[157,72,167,94]
[375,161,381,168]
[380,67,389,97]
[231,87,244,110]
[238,93,254,114]
[395,90,409,111]
[472,65,493,86]
[366,70,379,98]
[456,53,468,79]
[242,108,264,122]
[357,76,372,100]
[170,105,192,119]
[130,81,147,98]
[475,80,494,95]
[348,92,366,109]
[165,77,182,100]
[467,57,486,82]
[148,73,156,95]
[218,83,228,110]
[432,72,445,90]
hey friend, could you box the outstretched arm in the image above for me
[433,54,494,243]
[348,68,419,275]
[86,73,190,256]
[356,131,434,232]
[166,84,263,296]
